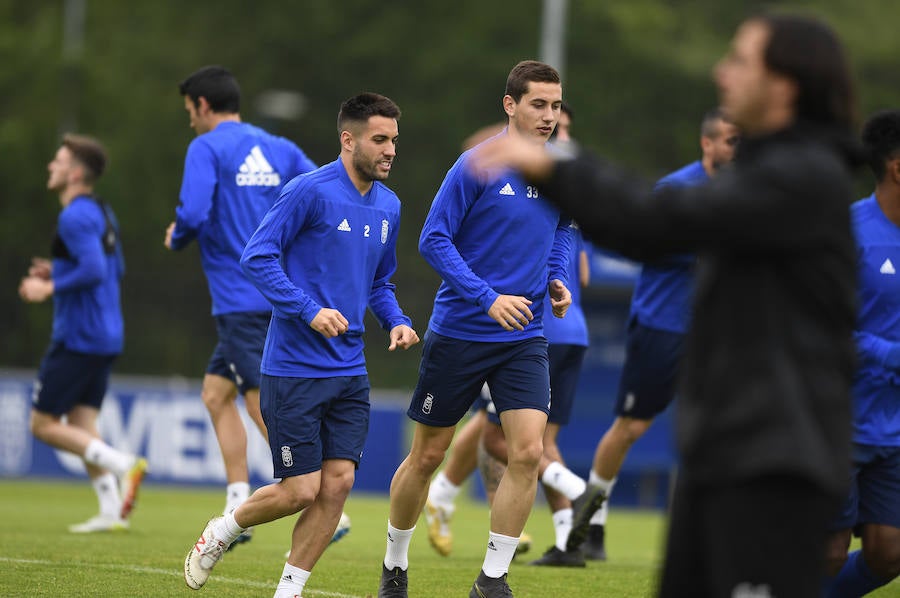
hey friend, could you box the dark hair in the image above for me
[560,101,574,119]
[179,65,241,113]
[504,60,561,103]
[754,13,856,131]
[861,110,900,181]
[700,107,730,138]
[337,92,401,134]
[61,133,107,183]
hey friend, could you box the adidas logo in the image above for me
[487,540,497,551]
[235,145,281,187]
[337,218,352,232]
[281,574,292,583]
[499,182,515,196]
[880,258,895,275]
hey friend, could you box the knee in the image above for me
[865,545,900,581]
[507,440,543,472]
[320,468,355,502]
[824,551,849,577]
[613,417,651,446]
[29,412,51,441]
[409,445,447,477]
[201,387,230,412]
[283,483,319,512]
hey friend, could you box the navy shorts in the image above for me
[614,319,685,420]
[32,342,116,416]
[260,374,370,479]
[487,343,587,426]
[408,331,550,427]
[829,443,900,531]
[206,311,270,393]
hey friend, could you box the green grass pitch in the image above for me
[1,479,898,597]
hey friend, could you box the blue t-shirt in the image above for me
[543,230,589,347]
[419,134,573,342]
[850,193,900,446]
[241,158,411,378]
[629,160,707,334]
[170,121,317,315]
[52,195,124,355]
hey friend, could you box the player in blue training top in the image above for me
[183,93,419,598]
[423,104,584,564]
[823,109,900,597]
[378,60,574,598]
[19,134,147,533]
[164,65,317,541]
[564,109,739,554]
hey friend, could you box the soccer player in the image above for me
[19,134,147,533]
[473,13,861,597]
[164,65,317,545]
[823,109,900,596]
[378,60,573,598]
[421,106,577,560]
[183,92,418,598]
[564,109,739,556]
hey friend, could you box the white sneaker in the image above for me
[184,517,230,590]
[284,512,351,559]
[68,514,129,533]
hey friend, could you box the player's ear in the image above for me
[340,129,354,153]
[890,157,900,185]
[502,95,516,118]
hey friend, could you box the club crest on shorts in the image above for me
[422,393,434,414]
[281,445,293,467]
[381,219,389,244]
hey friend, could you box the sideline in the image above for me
[0,556,366,597]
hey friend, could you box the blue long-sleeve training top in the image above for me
[241,158,411,378]
[850,193,900,446]
[629,160,706,334]
[543,230,589,347]
[52,195,124,355]
[419,133,573,342]
[170,121,317,315]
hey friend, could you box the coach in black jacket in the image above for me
[473,13,862,598]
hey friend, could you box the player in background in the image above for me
[183,92,418,598]
[378,60,573,598]
[565,109,739,554]
[164,66,317,547]
[19,133,147,533]
[823,109,900,597]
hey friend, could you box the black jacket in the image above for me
[543,123,860,495]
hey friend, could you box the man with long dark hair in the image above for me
[473,13,862,597]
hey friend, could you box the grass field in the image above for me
[1,479,898,598]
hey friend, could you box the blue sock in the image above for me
[824,550,887,598]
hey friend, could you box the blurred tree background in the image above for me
[2,0,898,388]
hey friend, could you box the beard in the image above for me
[352,148,389,183]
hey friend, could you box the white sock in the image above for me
[429,471,460,508]
[275,562,310,596]
[225,481,250,515]
[84,439,134,476]
[591,499,610,525]
[217,511,245,544]
[552,508,573,552]
[92,472,122,518]
[384,522,415,570]
[541,461,587,500]
[588,471,615,525]
[481,532,519,578]
[588,470,616,495]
